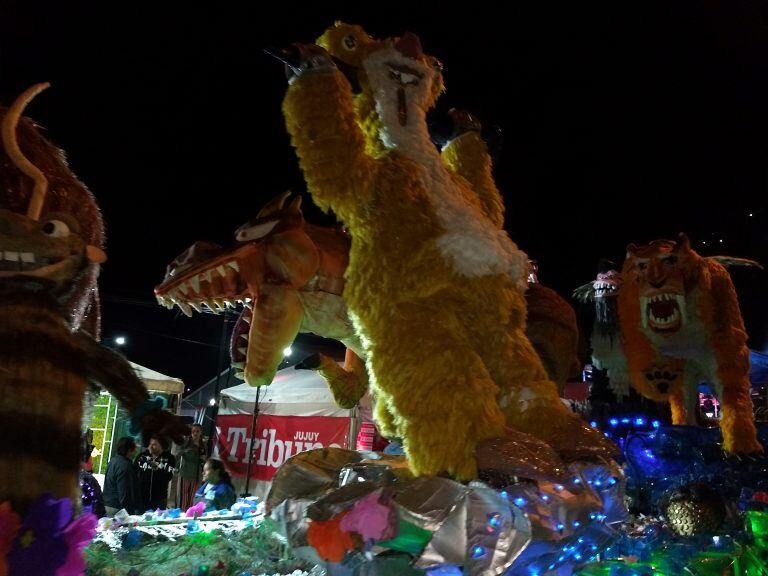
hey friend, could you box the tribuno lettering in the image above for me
[225,427,341,468]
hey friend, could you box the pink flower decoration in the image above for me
[340,491,395,541]
[56,513,97,576]
[185,502,206,518]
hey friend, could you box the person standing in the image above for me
[136,435,176,511]
[175,424,206,510]
[103,437,139,516]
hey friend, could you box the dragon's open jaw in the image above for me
[155,243,261,381]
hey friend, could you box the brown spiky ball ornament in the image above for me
[661,483,726,536]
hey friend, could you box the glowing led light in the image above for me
[471,545,486,559]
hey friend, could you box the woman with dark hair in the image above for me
[176,423,206,510]
[79,428,106,518]
[194,458,236,512]
[102,436,139,515]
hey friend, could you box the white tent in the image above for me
[214,367,362,500]
[130,361,185,395]
[218,367,355,417]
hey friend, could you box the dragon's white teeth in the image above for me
[178,282,189,296]
[235,371,245,380]
[177,302,193,317]
[20,252,34,263]
[227,261,239,272]
[217,265,227,277]
[239,334,248,341]
[238,347,247,355]
[231,361,244,369]
[190,276,200,293]
[4,251,19,262]
[189,302,202,313]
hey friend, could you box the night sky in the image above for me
[2,2,768,394]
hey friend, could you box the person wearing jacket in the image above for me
[136,435,176,511]
[103,436,139,516]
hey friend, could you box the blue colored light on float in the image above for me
[635,418,645,426]
[548,564,555,571]
[591,544,598,551]
[514,497,526,507]
[554,484,564,492]
[593,479,602,487]
[652,420,661,428]
[500,490,509,500]
[487,513,503,530]
[608,477,617,486]
[573,477,581,484]
[556,522,565,531]
[621,417,630,424]
[427,567,463,576]
[541,494,550,502]
[643,449,657,461]
[574,553,582,561]
[609,418,618,426]
[573,521,581,528]
[590,421,598,428]
[471,545,486,559]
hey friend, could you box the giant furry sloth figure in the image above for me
[272,23,613,479]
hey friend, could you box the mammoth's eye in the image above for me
[342,34,358,51]
[637,261,648,271]
[41,219,71,238]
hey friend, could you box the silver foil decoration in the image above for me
[269,447,626,576]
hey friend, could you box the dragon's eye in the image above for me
[41,219,71,238]
[342,34,358,51]
[235,219,279,242]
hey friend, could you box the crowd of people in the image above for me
[82,424,236,517]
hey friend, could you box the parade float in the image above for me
[3,19,768,576]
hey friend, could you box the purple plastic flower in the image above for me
[7,494,70,575]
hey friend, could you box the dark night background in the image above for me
[2,2,767,396]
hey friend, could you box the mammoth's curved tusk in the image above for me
[1,82,51,221]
